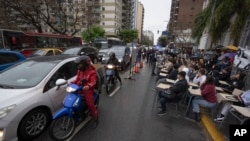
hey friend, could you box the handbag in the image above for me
[162,89,176,99]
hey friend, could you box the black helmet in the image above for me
[109,52,116,59]
[75,55,91,71]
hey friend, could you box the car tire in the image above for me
[18,109,51,141]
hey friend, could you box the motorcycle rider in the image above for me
[72,55,98,128]
[106,52,122,85]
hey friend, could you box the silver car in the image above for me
[0,55,78,141]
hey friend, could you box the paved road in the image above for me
[36,60,208,141]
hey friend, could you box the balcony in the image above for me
[92,9,101,13]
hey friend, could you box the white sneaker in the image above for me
[214,117,225,122]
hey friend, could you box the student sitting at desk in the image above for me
[155,64,179,86]
[190,75,217,122]
[157,71,189,116]
[214,90,250,122]
[220,72,246,92]
[193,68,206,86]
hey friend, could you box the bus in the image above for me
[93,37,125,50]
[0,29,82,51]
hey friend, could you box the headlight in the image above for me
[118,59,122,62]
[0,105,16,119]
[66,87,77,93]
[0,129,3,140]
[106,64,114,69]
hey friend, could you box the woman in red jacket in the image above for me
[191,75,217,121]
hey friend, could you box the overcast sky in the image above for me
[139,0,172,45]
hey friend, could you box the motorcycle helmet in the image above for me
[109,52,116,59]
[75,55,91,71]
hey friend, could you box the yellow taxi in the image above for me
[32,48,63,56]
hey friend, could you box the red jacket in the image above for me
[200,83,217,103]
[72,65,97,95]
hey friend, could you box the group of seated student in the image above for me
[154,53,249,123]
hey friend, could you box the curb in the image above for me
[201,114,225,141]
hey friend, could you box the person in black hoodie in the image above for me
[157,71,189,116]
[221,72,246,92]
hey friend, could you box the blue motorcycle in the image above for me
[49,79,99,141]
[105,64,117,94]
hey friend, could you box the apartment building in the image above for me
[101,0,123,37]
[122,0,138,29]
[168,0,203,47]
[168,0,203,31]
[143,30,154,43]
[136,1,144,43]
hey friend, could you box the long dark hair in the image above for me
[206,75,214,84]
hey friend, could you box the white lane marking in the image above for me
[67,116,92,141]
[109,86,121,97]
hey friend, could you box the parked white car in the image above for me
[0,55,78,141]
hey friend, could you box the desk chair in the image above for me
[229,105,250,125]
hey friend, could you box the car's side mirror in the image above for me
[56,79,67,86]
[55,79,67,90]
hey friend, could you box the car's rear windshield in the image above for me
[0,60,57,88]
[62,48,81,55]
[108,47,124,56]
[33,50,46,56]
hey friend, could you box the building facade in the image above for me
[143,30,154,43]
[168,0,203,47]
[101,0,123,37]
[136,1,144,43]
[122,0,138,29]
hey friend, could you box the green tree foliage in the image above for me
[81,25,105,43]
[119,29,138,43]
[192,0,250,45]
[157,36,167,47]
[141,35,154,46]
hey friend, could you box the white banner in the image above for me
[234,47,250,71]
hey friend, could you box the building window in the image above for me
[103,15,105,18]
[102,22,105,25]
[102,7,105,11]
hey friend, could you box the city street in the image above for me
[35,61,208,141]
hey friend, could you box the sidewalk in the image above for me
[136,61,234,141]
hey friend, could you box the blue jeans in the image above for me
[192,96,217,113]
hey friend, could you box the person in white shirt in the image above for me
[193,68,206,86]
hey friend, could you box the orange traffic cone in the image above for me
[134,62,140,73]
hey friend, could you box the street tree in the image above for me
[119,29,138,43]
[141,35,153,46]
[81,25,105,43]
[192,0,250,45]
[0,0,85,35]
[157,36,168,47]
